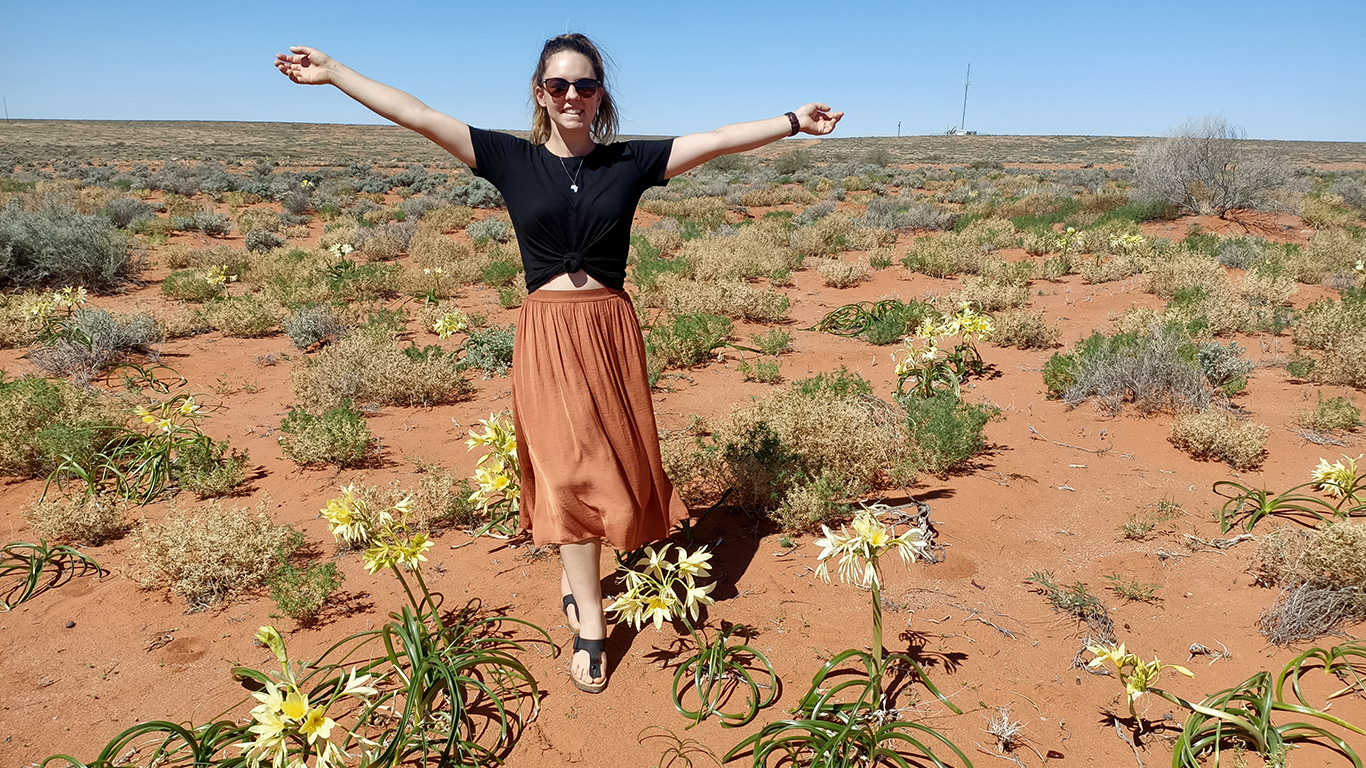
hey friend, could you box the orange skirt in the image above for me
[512,287,690,551]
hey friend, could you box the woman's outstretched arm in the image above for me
[274,46,476,168]
[665,103,843,179]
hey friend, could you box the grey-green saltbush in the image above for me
[284,304,349,349]
[0,203,137,290]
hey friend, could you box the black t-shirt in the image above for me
[468,128,675,293]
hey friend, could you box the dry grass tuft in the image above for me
[290,331,473,411]
[1168,408,1268,470]
[813,258,868,288]
[132,496,298,611]
[24,494,126,545]
[641,273,790,322]
[986,309,1060,349]
[1255,522,1366,644]
[681,220,799,280]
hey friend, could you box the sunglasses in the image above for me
[541,78,602,98]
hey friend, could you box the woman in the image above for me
[275,33,841,693]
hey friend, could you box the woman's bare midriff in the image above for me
[537,270,607,291]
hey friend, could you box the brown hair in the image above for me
[530,33,618,145]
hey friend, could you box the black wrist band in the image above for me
[785,112,799,137]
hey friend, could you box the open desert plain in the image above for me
[4,120,1366,768]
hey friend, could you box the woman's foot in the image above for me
[570,636,607,693]
[560,569,581,633]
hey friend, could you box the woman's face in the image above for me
[536,51,602,135]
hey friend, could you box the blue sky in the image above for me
[1,0,1362,141]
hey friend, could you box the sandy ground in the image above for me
[1,196,1364,768]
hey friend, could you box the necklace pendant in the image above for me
[570,184,579,193]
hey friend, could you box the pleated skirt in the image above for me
[512,287,690,551]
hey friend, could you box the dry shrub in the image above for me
[1239,269,1297,307]
[235,207,279,234]
[0,292,43,348]
[280,223,311,239]
[361,230,405,261]
[792,216,845,257]
[200,294,281,338]
[1255,523,1366,644]
[949,276,1029,312]
[1078,253,1146,284]
[132,496,298,610]
[151,304,209,339]
[682,219,798,280]
[161,192,204,219]
[290,331,473,411]
[638,196,727,221]
[416,299,469,335]
[739,185,816,208]
[637,227,683,254]
[409,229,483,284]
[814,257,867,288]
[158,243,250,274]
[1304,228,1366,283]
[1145,251,1228,299]
[1168,408,1267,470]
[23,494,126,545]
[347,469,479,537]
[642,273,790,322]
[1111,306,1163,337]
[423,205,474,232]
[1313,334,1366,389]
[986,309,1060,349]
[1302,194,1358,229]
[713,389,902,511]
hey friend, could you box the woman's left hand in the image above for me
[795,103,844,136]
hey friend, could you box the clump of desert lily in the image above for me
[243,626,377,768]
[26,285,88,339]
[1312,454,1363,502]
[1085,641,1366,766]
[609,544,776,728]
[465,413,521,537]
[727,502,968,767]
[1085,643,1193,718]
[321,486,431,582]
[891,302,991,399]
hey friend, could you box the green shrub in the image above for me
[160,269,224,302]
[278,401,373,467]
[0,373,117,477]
[903,393,999,477]
[792,367,874,399]
[1297,394,1362,432]
[752,328,792,355]
[1044,327,1208,414]
[737,357,782,383]
[269,558,344,626]
[645,313,733,369]
[862,300,940,346]
[479,258,521,287]
[177,438,250,498]
[460,324,516,378]
[772,471,858,534]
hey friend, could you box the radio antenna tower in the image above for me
[960,64,970,133]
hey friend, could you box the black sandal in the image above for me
[561,593,581,633]
[571,636,607,694]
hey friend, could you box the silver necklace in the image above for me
[558,155,584,193]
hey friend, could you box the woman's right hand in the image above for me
[274,46,335,86]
